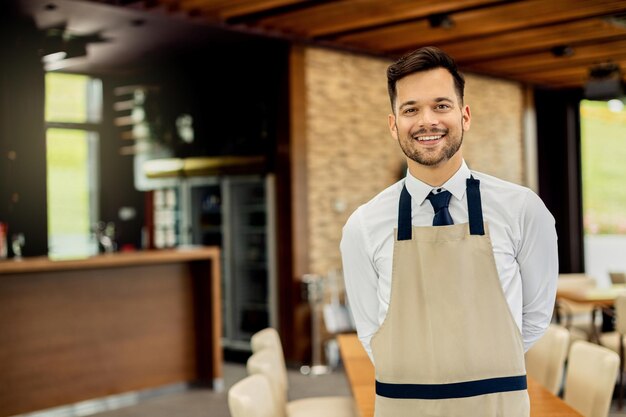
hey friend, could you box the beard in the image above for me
[397,124,464,167]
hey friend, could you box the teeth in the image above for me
[416,135,442,141]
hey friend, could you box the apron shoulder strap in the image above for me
[467,176,485,236]
[398,185,412,241]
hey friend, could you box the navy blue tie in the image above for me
[426,191,454,226]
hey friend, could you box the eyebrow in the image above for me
[398,97,454,110]
[398,100,417,110]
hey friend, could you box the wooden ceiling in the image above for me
[99,0,626,89]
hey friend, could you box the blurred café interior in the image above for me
[1,1,626,417]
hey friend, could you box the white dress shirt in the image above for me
[340,160,558,360]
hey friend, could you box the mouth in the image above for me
[414,134,444,142]
[412,133,446,145]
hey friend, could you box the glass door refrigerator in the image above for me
[181,174,277,351]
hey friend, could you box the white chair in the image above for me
[249,328,357,417]
[598,294,626,409]
[563,340,619,417]
[251,327,286,354]
[228,374,279,417]
[525,324,570,394]
[251,327,288,391]
[247,349,288,417]
[247,349,357,417]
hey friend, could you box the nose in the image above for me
[418,108,439,127]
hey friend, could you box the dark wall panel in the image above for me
[0,7,48,257]
[535,88,584,273]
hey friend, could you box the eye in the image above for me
[403,107,416,115]
[435,104,451,110]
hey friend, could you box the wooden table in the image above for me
[557,284,626,334]
[0,248,222,416]
[557,285,626,307]
[337,334,583,417]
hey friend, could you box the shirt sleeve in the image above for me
[340,209,380,362]
[517,190,559,352]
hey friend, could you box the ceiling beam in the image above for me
[248,0,505,38]
[520,59,626,88]
[332,0,626,53]
[173,0,312,19]
[465,38,626,75]
[433,18,626,63]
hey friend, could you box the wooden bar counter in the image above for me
[0,247,222,416]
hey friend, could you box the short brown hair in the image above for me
[387,46,465,110]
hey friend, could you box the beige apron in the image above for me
[371,178,529,417]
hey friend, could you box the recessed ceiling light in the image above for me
[550,45,574,58]
[427,13,454,30]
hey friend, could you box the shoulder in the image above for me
[472,170,533,205]
[359,179,404,216]
[345,179,403,225]
[471,170,529,195]
[471,170,553,224]
[342,179,403,240]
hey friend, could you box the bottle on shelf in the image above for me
[0,222,7,259]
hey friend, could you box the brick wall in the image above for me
[463,74,525,184]
[303,47,525,276]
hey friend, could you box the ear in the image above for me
[462,104,471,132]
[388,113,398,140]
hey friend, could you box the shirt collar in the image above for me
[404,160,471,206]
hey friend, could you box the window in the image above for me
[45,73,102,259]
[581,99,626,283]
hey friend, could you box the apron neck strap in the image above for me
[397,176,485,241]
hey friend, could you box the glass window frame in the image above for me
[45,73,102,258]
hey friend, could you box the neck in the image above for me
[407,152,463,187]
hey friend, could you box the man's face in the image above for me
[389,68,471,168]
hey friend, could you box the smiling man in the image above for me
[340,47,558,417]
